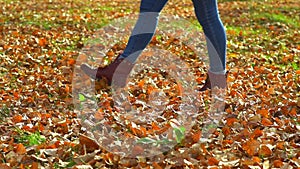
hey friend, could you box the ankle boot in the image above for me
[199,70,228,91]
[80,55,134,87]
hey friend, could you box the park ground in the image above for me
[0,0,299,168]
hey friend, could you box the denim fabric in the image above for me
[121,0,226,73]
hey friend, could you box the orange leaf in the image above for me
[207,157,219,166]
[15,143,26,155]
[257,109,269,118]
[41,113,52,119]
[222,139,233,145]
[276,141,285,150]
[94,111,104,120]
[226,117,237,126]
[22,125,31,131]
[273,160,283,167]
[222,126,231,136]
[152,162,163,169]
[65,85,70,93]
[192,130,201,142]
[38,124,44,132]
[261,118,273,126]
[201,143,208,154]
[296,70,300,75]
[68,58,76,65]
[242,139,260,156]
[13,91,19,99]
[151,122,160,131]
[38,38,47,46]
[258,145,272,157]
[139,126,148,137]
[106,51,114,57]
[252,156,260,163]
[12,115,23,123]
[176,83,183,96]
[289,107,297,116]
[267,87,275,95]
[251,128,263,139]
[138,80,145,88]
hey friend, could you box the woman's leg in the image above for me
[192,0,227,74]
[121,0,169,63]
[81,0,168,86]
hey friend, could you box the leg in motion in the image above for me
[192,0,227,90]
[81,0,168,87]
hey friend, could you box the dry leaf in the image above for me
[15,143,26,155]
[79,134,100,152]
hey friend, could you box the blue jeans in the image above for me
[121,0,226,73]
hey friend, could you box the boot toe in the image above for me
[80,64,98,79]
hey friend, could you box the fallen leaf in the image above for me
[273,160,283,168]
[257,109,269,118]
[208,157,219,166]
[12,115,23,123]
[79,134,100,152]
[15,143,26,155]
[261,118,273,126]
[258,145,272,157]
[132,145,144,156]
[242,139,260,156]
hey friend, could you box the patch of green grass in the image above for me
[174,126,186,144]
[290,62,299,71]
[219,0,248,2]
[19,20,59,30]
[15,129,46,146]
[99,6,114,11]
[85,19,109,30]
[226,25,267,36]
[252,12,299,28]
[0,105,10,122]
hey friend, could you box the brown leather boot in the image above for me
[199,70,228,91]
[80,55,134,87]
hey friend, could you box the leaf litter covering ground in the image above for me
[0,0,299,168]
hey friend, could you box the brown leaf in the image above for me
[252,156,260,163]
[261,118,273,126]
[222,126,231,136]
[0,164,11,169]
[192,130,201,142]
[258,145,272,157]
[207,157,219,166]
[15,143,26,155]
[79,134,100,152]
[153,162,163,169]
[68,58,76,65]
[226,117,237,126]
[251,128,263,139]
[31,162,39,169]
[12,115,23,123]
[276,141,285,150]
[38,38,47,47]
[273,160,284,168]
[132,145,144,156]
[289,107,297,116]
[242,139,260,156]
[257,109,269,118]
